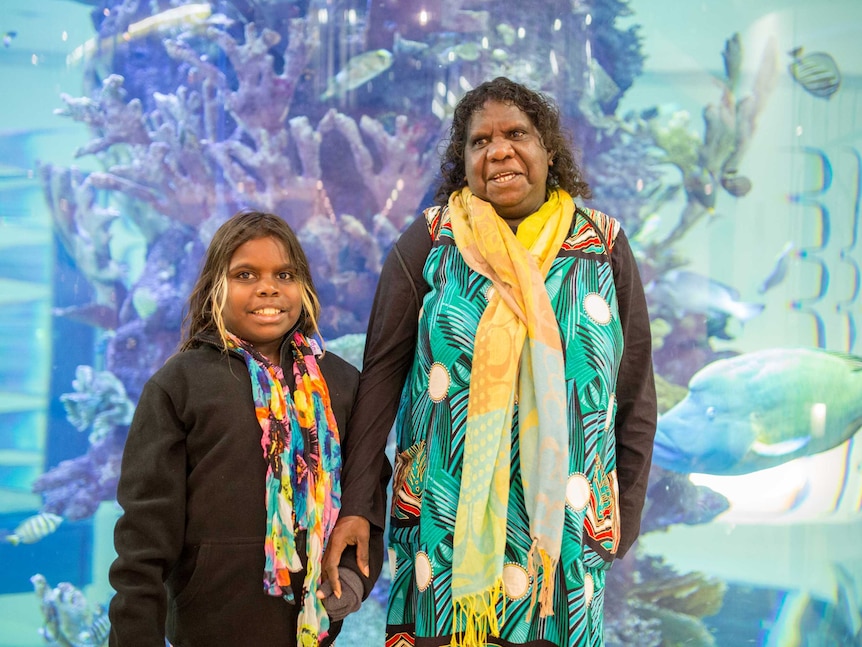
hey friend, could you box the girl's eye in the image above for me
[236,271,252,279]
[278,271,294,281]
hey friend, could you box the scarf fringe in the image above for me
[298,626,323,647]
[450,580,506,647]
[526,539,557,621]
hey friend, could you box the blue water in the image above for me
[1,0,861,645]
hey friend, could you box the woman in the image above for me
[327,77,657,646]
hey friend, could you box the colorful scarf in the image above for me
[448,187,573,646]
[227,331,342,646]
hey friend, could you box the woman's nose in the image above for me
[487,138,513,160]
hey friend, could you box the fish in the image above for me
[630,212,662,246]
[6,512,63,545]
[641,467,730,534]
[392,32,428,58]
[77,607,111,646]
[66,3,213,66]
[720,172,752,197]
[653,348,862,475]
[758,241,796,294]
[496,23,516,47]
[647,269,764,339]
[690,434,862,524]
[320,49,393,101]
[788,47,841,99]
[437,42,481,64]
[3,31,16,48]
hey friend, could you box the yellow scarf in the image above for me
[448,187,573,645]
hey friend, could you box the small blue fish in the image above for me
[647,269,764,339]
[3,31,16,48]
[789,47,841,100]
[654,348,862,475]
[758,241,796,294]
[6,512,63,545]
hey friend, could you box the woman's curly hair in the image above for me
[434,76,591,205]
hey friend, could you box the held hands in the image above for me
[317,568,363,621]
[318,515,371,613]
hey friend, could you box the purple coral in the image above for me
[32,429,125,521]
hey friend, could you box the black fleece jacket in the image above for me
[108,336,386,647]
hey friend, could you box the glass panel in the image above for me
[0,0,859,645]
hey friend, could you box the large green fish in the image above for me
[653,348,862,475]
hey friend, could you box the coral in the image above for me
[653,372,688,414]
[32,428,125,521]
[60,365,135,444]
[31,574,110,646]
[606,553,726,647]
[636,32,779,269]
[36,5,781,645]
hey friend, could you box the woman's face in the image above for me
[223,235,303,362]
[463,100,552,225]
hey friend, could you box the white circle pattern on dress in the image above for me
[583,292,611,325]
[415,551,433,591]
[566,473,591,511]
[428,362,451,402]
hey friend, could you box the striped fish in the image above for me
[6,512,63,545]
[788,47,841,99]
[74,608,111,647]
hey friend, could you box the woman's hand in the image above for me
[322,515,371,598]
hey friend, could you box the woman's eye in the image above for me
[236,271,252,279]
[278,272,294,281]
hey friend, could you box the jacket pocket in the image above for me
[170,543,211,609]
[167,539,299,646]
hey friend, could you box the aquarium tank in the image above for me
[1,0,860,645]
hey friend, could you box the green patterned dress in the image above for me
[386,206,624,647]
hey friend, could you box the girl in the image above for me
[108,211,383,646]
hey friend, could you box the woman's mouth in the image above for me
[490,171,518,183]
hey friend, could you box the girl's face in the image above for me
[223,236,303,362]
[463,100,552,225]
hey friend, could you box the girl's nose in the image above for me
[257,281,279,296]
